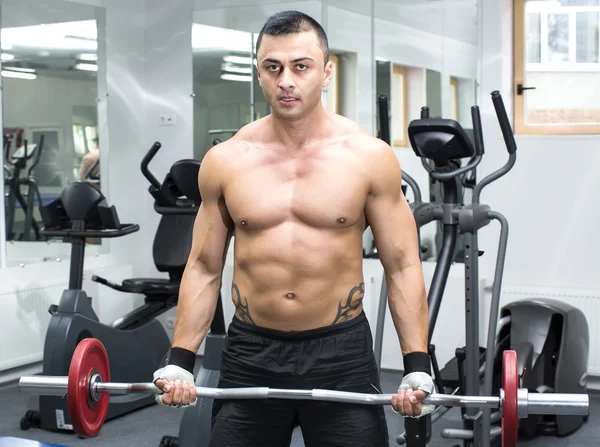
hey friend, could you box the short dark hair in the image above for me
[256,10,330,65]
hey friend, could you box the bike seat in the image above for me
[121,278,180,296]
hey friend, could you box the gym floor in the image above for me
[1,364,597,447]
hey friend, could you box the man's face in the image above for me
[257,31,332,121]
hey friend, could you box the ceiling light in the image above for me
[2,70,36,80]
[220,73,252,82]
[192,23,253,53]
[4,67,36,73]
[75,63,98,72]
[1,53,15,61]
[1,20,97,51]
[78,53,97,61]
[221,63,252,75]
[223,55,253,65]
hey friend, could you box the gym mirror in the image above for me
[372,0,479,259]
[191,1,326,162]
[1,0,106,266]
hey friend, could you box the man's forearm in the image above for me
[387,265,429,355]
[172,263,222,353]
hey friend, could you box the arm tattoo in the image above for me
[232,283,256,325]
[332,282,365,325]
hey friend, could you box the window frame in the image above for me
[450,76,459,121]
[514,0,600,135]
[391,64,407,147]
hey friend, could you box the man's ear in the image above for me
[323,60,333,88]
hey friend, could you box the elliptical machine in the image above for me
[3,132,46,241]
[374,91,517,447]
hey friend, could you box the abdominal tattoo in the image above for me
[232,284,256,325]
[331,282,365,325]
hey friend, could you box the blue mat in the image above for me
[0,437,68,447]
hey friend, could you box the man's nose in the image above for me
[278,67,295,90]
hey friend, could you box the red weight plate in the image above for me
[67,338,110,438]
[502,350,518,447]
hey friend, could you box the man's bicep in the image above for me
[365,147,420,272]
[187,152,234,274]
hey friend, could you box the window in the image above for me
[514,0,600,134]
[450,77,459,121]
[73,124,86,155]
[391,65,407,147]
[85,125,98,152]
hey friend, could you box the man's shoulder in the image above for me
[332,116,391,156]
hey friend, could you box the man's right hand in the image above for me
[153,365,197,407]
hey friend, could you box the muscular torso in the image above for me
[221,116,373,331]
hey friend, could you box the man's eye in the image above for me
[297,64,307,70]
[267,65,279,72]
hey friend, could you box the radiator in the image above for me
[500,285,600,376]
[0,280,66,371]
[0,263,135,373]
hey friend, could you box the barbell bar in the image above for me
[18,338,590,447]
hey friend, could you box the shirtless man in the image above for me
[153,10,434,446]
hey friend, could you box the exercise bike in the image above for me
[19,181,160,433]
[19,142,202,433]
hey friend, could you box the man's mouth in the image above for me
[279,96,298,103]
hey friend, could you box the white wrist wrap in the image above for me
[153,365,196,407]
[397,372,436,418]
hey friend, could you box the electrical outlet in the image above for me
[158,114,176,126]
[166,317,176,329]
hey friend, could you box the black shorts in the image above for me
[210,311,389,447]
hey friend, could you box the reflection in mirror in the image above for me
[425,69,443,118]
[372,0,480,263]
[1,0,105,265]
[192,23,254,161]
[450,76,477,128]
[375,59,391,140]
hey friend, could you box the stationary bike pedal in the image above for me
[48,304,59,315]
[159,435,179,447]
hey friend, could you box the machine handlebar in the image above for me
[28,135,45,176]
[491,91,517,154]
[471,106,485,156]
[140,142,162,189]
[377,94,391,145]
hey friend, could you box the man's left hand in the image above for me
[392,372,436,417]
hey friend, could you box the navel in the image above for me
[286,292,296,300]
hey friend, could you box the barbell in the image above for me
[18,338,589,447]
